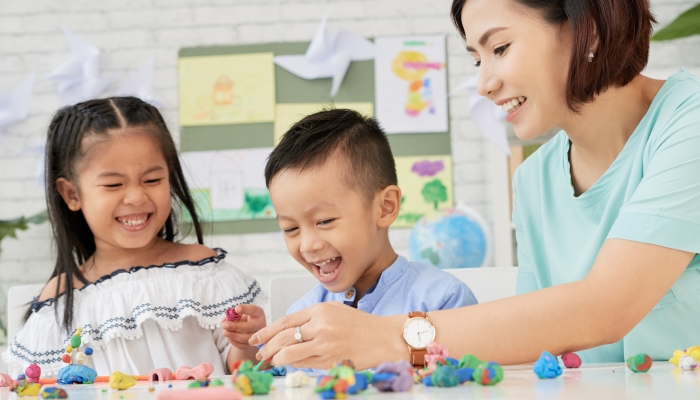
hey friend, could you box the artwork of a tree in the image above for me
[421,179,447,209]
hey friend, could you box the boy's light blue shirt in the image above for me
[285,255,477,373]
[287,255,478,316]
[513,69,700,363]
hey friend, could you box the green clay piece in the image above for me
[70,335,81,348]
[187,381,201,389]
[211,378,224,387]
[236,359,274,394]
[459,354,483,369]
[328,365,355,381]
[314,376,336,392]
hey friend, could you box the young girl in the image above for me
[2,97,265,377]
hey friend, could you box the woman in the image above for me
[250,0,700,369]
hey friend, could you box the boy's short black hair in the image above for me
[265,108,398,202]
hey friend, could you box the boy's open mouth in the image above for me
[312,257,342,283]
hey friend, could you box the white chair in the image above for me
[268,267,518,322]
[7,284,44,345]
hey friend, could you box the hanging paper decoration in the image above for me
[46,28,113,106]
[116,56,163,109]
[274,16,375,97]
[0,73,35,143]
[451,75,510,156]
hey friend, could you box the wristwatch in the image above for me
[402,311,436,367]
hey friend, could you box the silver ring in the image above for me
[294,326,303,343]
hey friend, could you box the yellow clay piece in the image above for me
[109,371,137,390]
[669,346,700,366]
[17,382,42,397]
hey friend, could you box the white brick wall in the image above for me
[0,0,698,343]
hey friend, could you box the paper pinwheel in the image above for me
[0,73,35,142]
[451,75,510,156]
[274,16,375,97]
[116,56,163,109]
[46,28,113,106]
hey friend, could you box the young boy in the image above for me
[222,109,477,360]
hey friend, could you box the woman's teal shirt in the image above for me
[513,69,700,362]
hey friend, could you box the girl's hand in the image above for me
[222,304,267,350]
[249,302,407,371]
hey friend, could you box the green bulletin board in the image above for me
[179,41,452,235]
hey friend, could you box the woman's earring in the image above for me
[588,50,595,63]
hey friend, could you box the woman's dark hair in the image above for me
[25,96,204,332]
[450,0,656,111]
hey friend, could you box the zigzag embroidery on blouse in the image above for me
[8,280,261,365]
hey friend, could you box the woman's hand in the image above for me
[249,302,406,371]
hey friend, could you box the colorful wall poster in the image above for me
[178,53,276,126]
[180,148,275,222]
[374,35,448,134]
[274,102,374,144]
[394,155,454,227]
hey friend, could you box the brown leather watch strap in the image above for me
[410,348,428,367]
[408,311,427,319]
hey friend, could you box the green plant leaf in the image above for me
[652,4,700,41]
[0,210,49,243]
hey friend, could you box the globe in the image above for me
[409,206,490,269]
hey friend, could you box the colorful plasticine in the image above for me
[155,388,242,400]
[678,355,699,371]
[315,360,362,399]
[175,362,215,380]
[225,308,241,322]
[11,378,42,397]
[371,360,414,392]
[561,352,582,368]
[626,353,652,373]
[25,364,41,383]
[284,371,310,388]
[533,351,562,379]
[57,364,98,384]
[40,387,69,399]
[231,360,273,395]
[187,378,211,388]
[109,371,137,390]
[149,368,174,382]
[669,346,700,366]
[0,372,13,387]
[472,362,504,385]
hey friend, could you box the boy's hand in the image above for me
[222,304,267,350]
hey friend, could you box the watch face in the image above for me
[402,317,435,349]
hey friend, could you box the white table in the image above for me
[1,362,698,399]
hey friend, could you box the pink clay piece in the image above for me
[0,373,13,387]
[175,362,215,380]
[562,352,582,369]
[149,368,174,382]
[156,388,242,400]
[25,364,41,383]
[425,342,450,369]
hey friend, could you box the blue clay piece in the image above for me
[445,358,459,367]
[422,376,434,387]
[57,364,98,384]
[269,366,287,376]
[16,374,26,380]
[457,367,475,383]
[347,373,369,394]
[84,347,93,356]
[318,390,336,399]
[533,351,562,379]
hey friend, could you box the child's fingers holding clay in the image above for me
[223,329,255,350]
